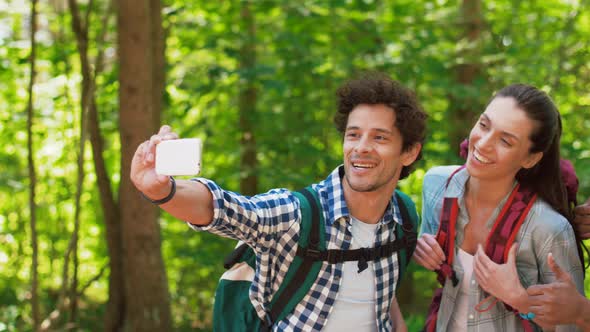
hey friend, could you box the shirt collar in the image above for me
[443,166,470,198]
[314,165,402,226]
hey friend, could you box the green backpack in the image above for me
[212,186,419,331]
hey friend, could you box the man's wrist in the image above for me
[573,295,590,329]
[141,177,176,205]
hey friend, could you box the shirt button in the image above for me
[471,280,476,286]
[469,314,474,320]
[334,275,340,281]
[344,235,352,241]
[319,313,327,319]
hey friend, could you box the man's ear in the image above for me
[522,151,543,169]
[401,143,422,166]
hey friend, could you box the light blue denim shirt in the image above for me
[421,166,584,332]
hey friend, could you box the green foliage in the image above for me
[1,0,589,330]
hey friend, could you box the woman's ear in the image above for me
[522,151,543,169]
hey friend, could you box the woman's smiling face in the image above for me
[466,96,543,182]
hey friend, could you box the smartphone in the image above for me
[155,138,202,176]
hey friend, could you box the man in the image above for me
[130,74,427,331]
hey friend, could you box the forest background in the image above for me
[1,0,589,331]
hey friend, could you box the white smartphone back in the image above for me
[155,138,202,176]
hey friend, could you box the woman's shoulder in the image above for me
[423,165,463,190]
[424,165,462,180]
[527,198,572,234]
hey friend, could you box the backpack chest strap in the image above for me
[296,228,416,267]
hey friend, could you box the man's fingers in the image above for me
[139,140,152,166]
[158,125,172,135]
[526,284,546,297]
[573,200,590,240]
[574,197,590,213]
[165,132,179,140]
[574,206,590,215]
[546,253,569,281]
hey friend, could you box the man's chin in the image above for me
[346,182,378,193]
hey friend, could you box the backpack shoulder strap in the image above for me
[267,186,325,325]
[394,190,419,265]
[394,190,419,289]
[434,167,465,287]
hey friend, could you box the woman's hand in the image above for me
[413,233,445,271]
[473,243,528,311]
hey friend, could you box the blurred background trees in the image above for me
[1,0,589,330]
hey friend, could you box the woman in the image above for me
[414,84,585,331]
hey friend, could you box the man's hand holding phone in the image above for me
[131,125,199,203]
[155,138,201,176]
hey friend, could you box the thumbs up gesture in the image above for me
[526,253,585,328]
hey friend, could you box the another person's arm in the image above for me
[390,297,408,332]
[574,197,590,240]
[527,253,590,331]
[130,125,214,225]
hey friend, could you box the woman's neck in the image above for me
[466,176,516,207]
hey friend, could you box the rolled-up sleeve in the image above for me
[187,178,300,251]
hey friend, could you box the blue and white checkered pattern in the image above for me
[189,166,405,331]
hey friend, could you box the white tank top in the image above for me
[448,248,474,332]
[322,216,379,331]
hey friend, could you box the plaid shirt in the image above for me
[420,166,584,332]
[189,166,405,331]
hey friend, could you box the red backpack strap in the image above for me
[435,197,460,286]
[423,167,464,331]
[434,165,464,286]
[478,183,537,331]
[423,197,460,332]
[484,184,537,264]
[422,288,443,332]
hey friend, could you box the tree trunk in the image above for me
[150,0,165,132]
[66,0,90,323]
[117,0,172,330]
[239,2,258,195]
[26,0,40,329]
[447,0,484,159]
[91,97,126,332]
[64,1,128,330]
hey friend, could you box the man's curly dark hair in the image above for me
[333,72,427,179]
